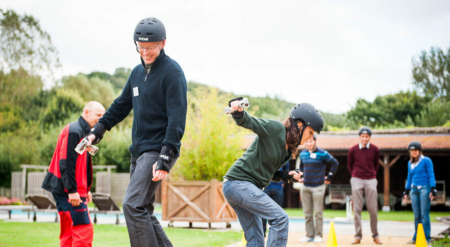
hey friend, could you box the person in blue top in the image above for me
[403,141,437,244]
[298,133,339,243]
[261,163,290,237]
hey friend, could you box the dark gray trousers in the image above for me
[123,151,176,247]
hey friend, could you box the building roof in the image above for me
[243,127,450,152]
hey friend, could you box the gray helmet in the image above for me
[134,17,166,43]
[289,103,324,133]
[358,126,372,136]
[408,141,422,151]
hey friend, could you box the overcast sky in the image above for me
[3,0,450,113]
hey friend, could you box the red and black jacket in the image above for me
[42,117,93,198]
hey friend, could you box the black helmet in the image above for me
[408,141,422,151]
[134,17,166,43]
[313,133,317,140]
[289,103,324,133]
[358,126,372,136]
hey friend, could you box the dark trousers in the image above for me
[122,151,176,247]
[261,187,284,235]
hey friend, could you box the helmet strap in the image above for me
[297,125,306,147]
[134,41,140,53]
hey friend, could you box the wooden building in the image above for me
[244,127,450,210]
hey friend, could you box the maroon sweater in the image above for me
[347,143,380,179]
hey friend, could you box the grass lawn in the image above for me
[284,209,449,222]
[0,221,242,247]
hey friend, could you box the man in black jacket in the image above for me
[87,17,187,247]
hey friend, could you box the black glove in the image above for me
[156,146,176,172]
[88,122,106,144]
[403,189,410,197]
[431,187,437,197]
[229,97,244,118]
[275,170,302,183]
[326,172,333,182]
[274,170,294,183]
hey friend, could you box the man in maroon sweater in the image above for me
[348,126,382,245]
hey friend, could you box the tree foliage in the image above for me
[347,90,431,127]
[0,68,43,108]
[412,46,450,102]
[415,100,450,127]
[60,74,117,108]
[321,112,358,131]
[85,67,131,92]
[174,87,247,181]
[40,89,84,129]
[0,9,60,77]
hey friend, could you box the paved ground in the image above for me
[1,210,447,246]
[226,233,413,247]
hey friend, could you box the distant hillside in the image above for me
[187,81,357,130]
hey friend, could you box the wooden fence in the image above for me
[11,172,22,199]
[0,187,11,198]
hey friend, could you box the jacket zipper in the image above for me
[135,68,150,157]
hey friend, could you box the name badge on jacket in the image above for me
[310,153,317,159]
[133,87,139,97]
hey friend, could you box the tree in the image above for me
[60,74,117,107]
[173,87,247,181]
[347,90,431,126]
[321,112,358,131]
[412,45,450,102]
[85,68,131,92]
[110,68,131,91]
[415,101,450,127]
[0,9,60,77]
[0,68,43,108]
[40,89,84,129]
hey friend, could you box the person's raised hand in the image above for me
[230,100,244,112]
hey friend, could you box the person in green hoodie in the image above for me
[223,99,324,247]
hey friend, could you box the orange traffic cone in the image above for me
[416,223,427,247]
[327,221,338,247]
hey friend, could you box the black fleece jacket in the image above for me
[99,49,187,159]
